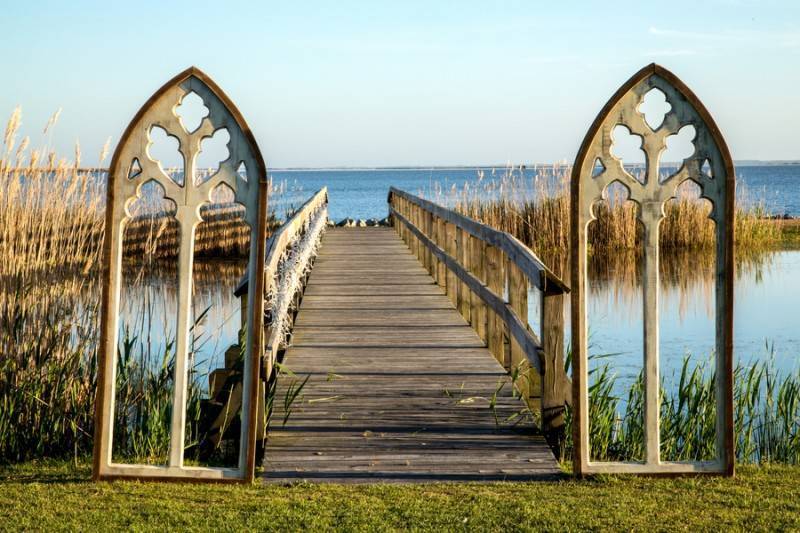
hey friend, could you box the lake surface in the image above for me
[270,164,800,221]
[121,165,800,397]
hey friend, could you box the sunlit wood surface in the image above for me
[263,228,560,483]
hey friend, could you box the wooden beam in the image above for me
[388,188,568,295]
[390,208,543,374]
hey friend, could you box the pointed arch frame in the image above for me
[570,64,735,476]
[93,67,270,482]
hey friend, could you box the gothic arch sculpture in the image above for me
[93,67,270,482]
[570,64,735,476]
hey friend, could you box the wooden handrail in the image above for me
[387,188,568,294]
[234,187,328,297]
[234,187,327,374]
[387,187,571,446]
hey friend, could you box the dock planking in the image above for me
[263,227,561,483]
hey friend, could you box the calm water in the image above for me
[582,251,800,392]
[270,164,800,221]
[126,165,800,394]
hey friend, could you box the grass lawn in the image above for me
[0,462,798,531]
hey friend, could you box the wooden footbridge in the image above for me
[93,65,734,483]
[255,188,571,482]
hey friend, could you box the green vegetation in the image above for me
[1,461,798,530]
[564,353,800,464]
[0,109,291,464]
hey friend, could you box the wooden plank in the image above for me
[263,227,559,483]
[295,309,466,327]
[303,284,445,296]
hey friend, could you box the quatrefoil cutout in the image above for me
[195,128,231,185]
[660,125,697,182]
[147,125,184,186]
[175,91,209,134]
[639,88,672,131]
[610,125,646,183]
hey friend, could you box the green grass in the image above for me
[1,461,798,531]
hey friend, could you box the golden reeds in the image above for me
[428,165,782,267]
[0,108,289,461]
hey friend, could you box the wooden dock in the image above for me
[263,227,561,483]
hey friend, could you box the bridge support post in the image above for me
[485,245,506,367]
[468,235,487,343]
[541,279,568,456]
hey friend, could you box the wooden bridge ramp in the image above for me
[263,227,560,483]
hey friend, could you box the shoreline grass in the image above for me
[427,165,793,267]
[560,352,800,464]
[0,109,297,464]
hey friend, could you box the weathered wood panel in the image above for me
[264,228,560,483]
[570,63,735,476]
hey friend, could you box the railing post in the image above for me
[401,199,409,245]
[456,227,470,322]
[413,204,422,261]
[468,235,487,343]
[485,245,506,367]
[436,217,447,291]
[508,260,535,405]
[430,213,440,285]
[444,221,458,306]
[541,276,567,452]
[425,210,434,276]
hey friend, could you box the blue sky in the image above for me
[0,0,798,167]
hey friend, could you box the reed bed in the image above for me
[427,165,781,265]
[563,348,800,465]
[0,108,296,463]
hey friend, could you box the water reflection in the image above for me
[564,249,800,395]
[118,259,246,392]
[119,249,799,402]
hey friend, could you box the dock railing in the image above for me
[234,186,328,445]
[388,187,571,445]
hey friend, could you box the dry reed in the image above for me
[428,165,782,269]
[0,108,292,462]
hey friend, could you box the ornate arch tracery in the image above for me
[93,67,269,482]
[570,64,735,476]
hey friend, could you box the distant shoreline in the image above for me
[17,161,800,174]
[270,161,800,171]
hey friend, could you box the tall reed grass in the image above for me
[428,165,782,266]
[563,346,800,465]
[0,108,295,463]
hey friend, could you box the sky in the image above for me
[0,0,798,167]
